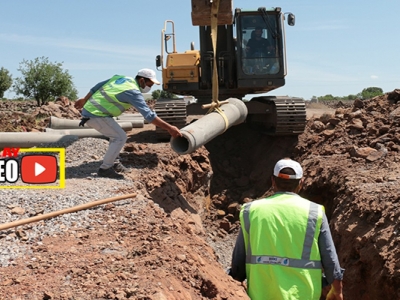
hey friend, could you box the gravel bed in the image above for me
[0,138,139,267]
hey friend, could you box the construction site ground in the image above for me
[0,92,400,299]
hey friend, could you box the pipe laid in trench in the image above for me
[170,98,248,155]
[49,116,143,129]
[0,193,137,231]
[0,132,79,148]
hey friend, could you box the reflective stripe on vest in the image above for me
[84,75,136,117]
[242,199,321,269]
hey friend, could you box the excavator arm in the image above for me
[191,0,233,26]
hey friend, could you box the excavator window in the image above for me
[239,15,280,75]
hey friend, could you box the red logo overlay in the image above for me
[0,147,64,188]
[20,155,58,184]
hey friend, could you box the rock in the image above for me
[387,89,400,102]
[217,210,226,217]
[328,118,341,126]
[389,106,400,118]
[322,129,335,137]
[227,202,239,214]
[311,120,325,132]
[10,207,25,215]
[349,110,362,118]
[347,118,364,130]
[219,219,231,232]
[349,146,377,158]
[354,99,364,108]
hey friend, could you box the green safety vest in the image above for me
[240,193,324,300]
[84,75,137,117]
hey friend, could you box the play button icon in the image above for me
[35,162,46,176]
[21,155,58,184]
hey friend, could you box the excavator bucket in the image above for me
[191,0,233,26]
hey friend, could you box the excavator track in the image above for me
[273,97,306,135]
[154,99,187,140]
[245,96,306,135]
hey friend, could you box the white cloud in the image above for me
[0,33,155,58]
[370,75,378,79]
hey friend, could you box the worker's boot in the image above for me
[98,167,124,179]
[113,162,131,173]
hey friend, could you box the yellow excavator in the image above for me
[154,0,306,139]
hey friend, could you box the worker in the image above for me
[246,27,269,58]
[230,158,344,300]
[74,69,182,179]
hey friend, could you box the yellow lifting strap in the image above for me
[209,0,229,132]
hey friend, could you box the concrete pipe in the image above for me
[49,116,142,129]
[116,114,148,125]
[45,127,130,139]
[49,116,90,129]
[116,113,143,119]
[117,119,144,127]
[170,98,248,155]
[0,132,79,148]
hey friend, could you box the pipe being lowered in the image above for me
[170,98,248,155]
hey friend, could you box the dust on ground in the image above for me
[1,90,400,299]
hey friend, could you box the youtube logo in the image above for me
[20,155,58,184]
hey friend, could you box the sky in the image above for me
[1,0,399,100]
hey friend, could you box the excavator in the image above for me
[154,0,306,139]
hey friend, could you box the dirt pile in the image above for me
[0,98,81,132]
[0,97,151,132]
[1,91,400,299]
[295,91,400,299]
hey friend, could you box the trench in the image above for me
[182,122,398,299]
[199,123,344,268]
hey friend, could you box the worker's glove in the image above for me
[79,118,90,127]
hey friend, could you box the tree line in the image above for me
[0,56,385,107]
[312,87,384,102]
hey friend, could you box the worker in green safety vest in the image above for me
[74,69,182,179]
[230,158,344,300]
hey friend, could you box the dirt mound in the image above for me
[295,93,400,299]
[1,92,400,299]
[204,92,400,298]
[0,97,148,133]
[0,99,81,132]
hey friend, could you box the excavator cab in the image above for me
[234,8,291,93]
[239,11,282,76]
[155,1,305,136]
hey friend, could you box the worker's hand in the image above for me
[74,98,86,110]
[168,126,183,138]
[326,284,343,300]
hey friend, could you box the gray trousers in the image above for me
[86,117,127,169]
